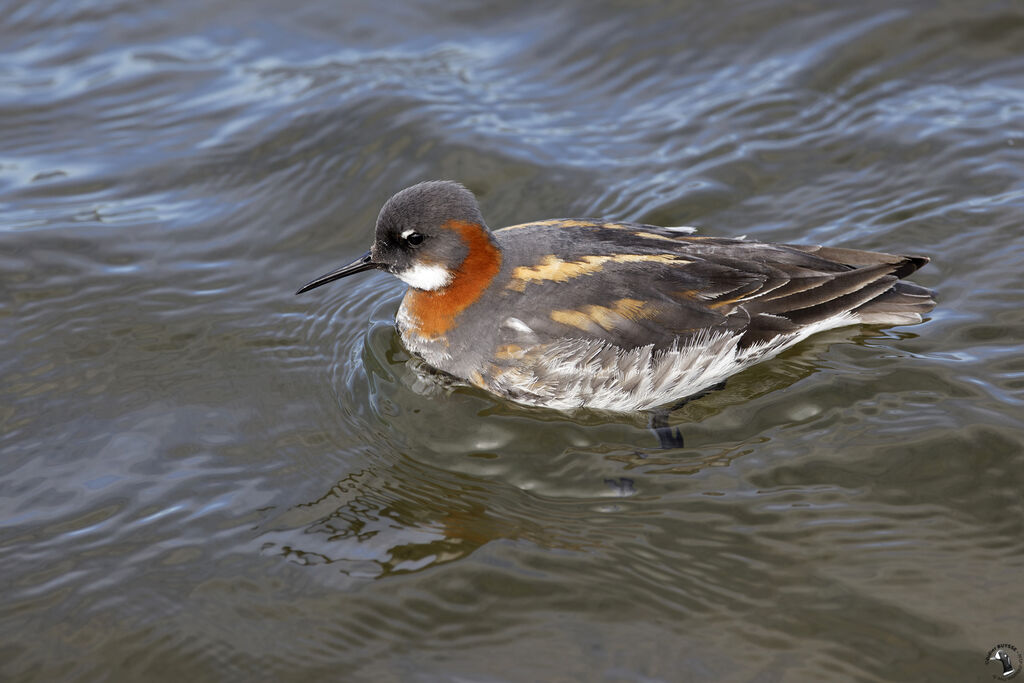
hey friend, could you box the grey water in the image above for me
[2,1,1023,680]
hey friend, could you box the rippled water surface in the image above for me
[3,1,1024,680]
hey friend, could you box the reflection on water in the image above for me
[259,466,591,579]
[3,0,1024,680]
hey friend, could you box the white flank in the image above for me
[490,312,859,412]
[664,225,698,234]
[395,263,453,290]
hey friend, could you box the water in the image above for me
[2,1,1023,680]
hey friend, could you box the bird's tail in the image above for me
[853,277,936,325]
[789,246,935,326]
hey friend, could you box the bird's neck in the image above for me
[402,220,502,338]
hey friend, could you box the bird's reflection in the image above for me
[258,466,590,579]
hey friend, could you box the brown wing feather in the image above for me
[494,226,933,352]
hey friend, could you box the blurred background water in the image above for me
[2,0,1023,680]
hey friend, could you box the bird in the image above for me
[297,181,934,440]
[991,649,1018,678]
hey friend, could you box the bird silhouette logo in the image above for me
[987,644,1022,679]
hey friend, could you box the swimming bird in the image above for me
[297,181,934,428]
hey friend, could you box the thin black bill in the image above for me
[295,251,380,294]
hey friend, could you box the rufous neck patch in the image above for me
[403,220,502,338]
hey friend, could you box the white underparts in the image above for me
[490,313,859,412]
[395,263,453,291]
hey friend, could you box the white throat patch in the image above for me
[395,263,453,291]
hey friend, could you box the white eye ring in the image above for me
[400,229,416,239]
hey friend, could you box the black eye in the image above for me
[406,232,424,246]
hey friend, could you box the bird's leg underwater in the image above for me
[648,411,684,449]
[646,381,728,449]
